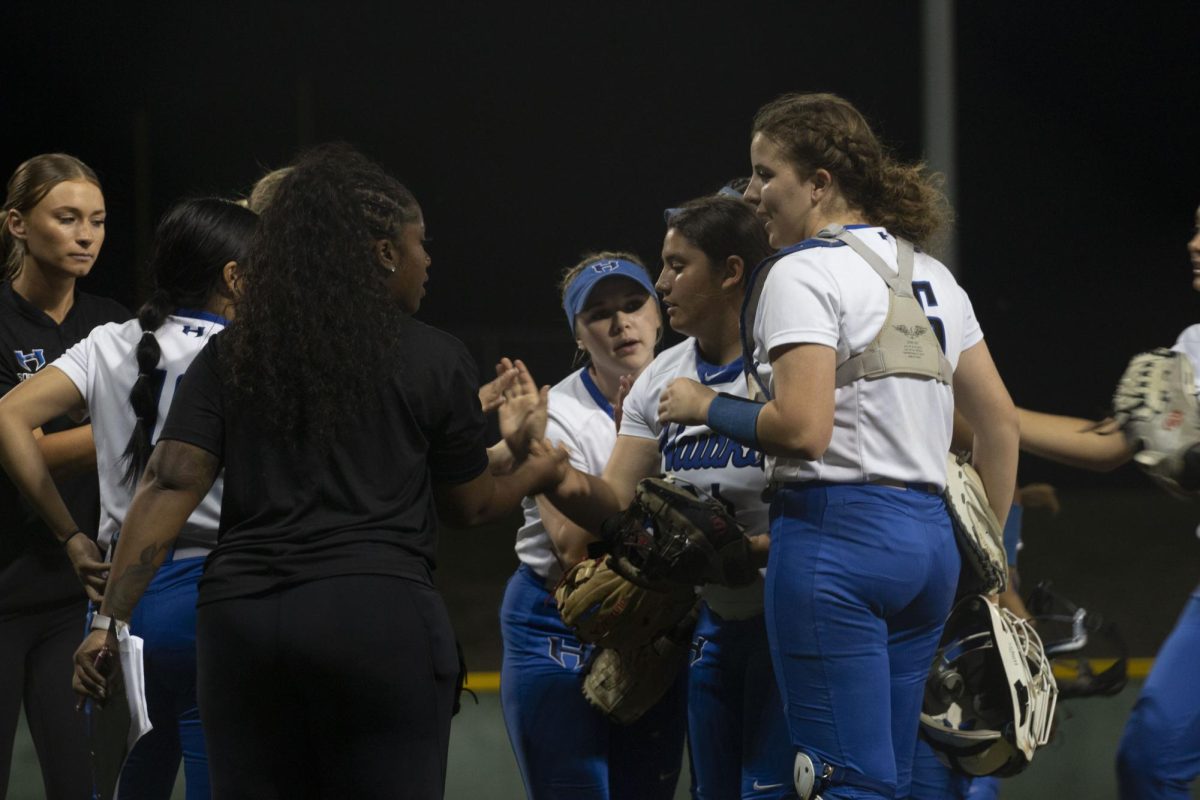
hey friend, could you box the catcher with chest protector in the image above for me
[1016,203,1200,800]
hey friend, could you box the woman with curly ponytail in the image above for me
[0,196,253,798]
[68,144,565,799]
[656,93,1019,799]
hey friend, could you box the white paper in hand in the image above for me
[89,628,153,799]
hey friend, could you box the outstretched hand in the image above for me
[65,534,108,603]
[499,359,549,461]
[657,377,716,427]
[478,360,520,415]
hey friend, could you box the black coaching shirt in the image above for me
[0,281,128,614]
[158,316,490,606]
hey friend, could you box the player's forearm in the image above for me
[444,457,555,527]
[0,414,80,541]
[37,425,98,479]
[101,486,189,621]
[970,411,1019,530]
[541,466,623,536]
[487,441,514,475]
[754,400,832,459]
[1017,408,1133,471]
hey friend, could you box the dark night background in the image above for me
[5,2,1200,657]
[6,3,1198,457]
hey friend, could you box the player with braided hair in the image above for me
[0,153,127,799]
[657,93,1018,799]
[1016,203,1200,800]
[543,192,795,798]
[0,197,255,798]
[499,251,691,799]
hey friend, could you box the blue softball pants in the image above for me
[1117,588,1200,799]
[687,602,792,799]
[765,483,960,800]
[499,564,688,800]
[120,555,208,799]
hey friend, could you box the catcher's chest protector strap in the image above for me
[739,226,951,400]
[827,226,952,387]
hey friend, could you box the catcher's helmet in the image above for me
[919,595,1058,777]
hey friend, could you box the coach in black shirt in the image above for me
[0,154,127,800]
[70,145,564,800]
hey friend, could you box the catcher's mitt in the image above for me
[556,557,697,651]
[944,453,1007,596]
[1112,348,1200,496]
[582,606,698,724]
[603,476,756,588]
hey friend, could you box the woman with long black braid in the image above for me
[0,197,255,798]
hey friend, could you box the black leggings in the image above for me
[196,575,459,800]
[0,600,90,800]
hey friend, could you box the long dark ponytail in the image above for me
[121,198,256,486]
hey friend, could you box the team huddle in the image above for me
[0,91,1197,800]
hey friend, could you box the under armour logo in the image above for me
[892,324,929,340]
[13,349,46,372]
[689,636,708,666]
[547,636,589,670]
[589,260,620,274]
[182,325,206,337]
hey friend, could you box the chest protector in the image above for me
[741,225,951,399]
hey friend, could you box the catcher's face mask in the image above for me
[919,595,1058,777]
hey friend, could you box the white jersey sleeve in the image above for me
[1172,324,1200,392]
[515,368,617,584]
[49,311,227,552]
[753,226,977,488]
[620,339,768,620]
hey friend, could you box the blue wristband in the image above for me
[706,393,763,450]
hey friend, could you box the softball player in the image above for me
[0,153,127,799]
[543,195,793,798]
[0,197,255,798]
[499,252,689,799]
[657,93,1018,799]
[1017,203,1200,800]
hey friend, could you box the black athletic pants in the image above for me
[0,600,91,800]
[197,575,459,800]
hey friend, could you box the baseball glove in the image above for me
[1112,348,1200,496]
[944,453,1007,596]
[603,476,757,589]
[556,557,697,651]
[582,606,698,725]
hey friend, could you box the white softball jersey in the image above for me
[515,367,618,584]
[621,338,768,619]
[752,226,983,488]
[51,310,226,553]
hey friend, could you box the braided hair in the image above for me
[223,143,420,448]
[121,198,256,486]
[752,92,950,247]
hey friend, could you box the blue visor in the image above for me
[562,258,657,332]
